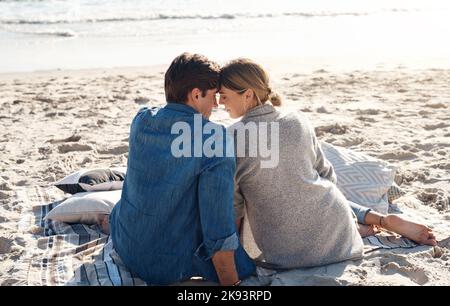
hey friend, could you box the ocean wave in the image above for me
[0,14,237,25]
[283,12,370,17]
[17,29,77,37]
[0,10,408,25]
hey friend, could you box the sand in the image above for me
[0,65,449,285]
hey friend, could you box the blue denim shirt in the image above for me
[109,103,255,285]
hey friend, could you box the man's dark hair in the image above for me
[164,53,220,104]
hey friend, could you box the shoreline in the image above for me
[0,65,167,81]
[3,54,450,80]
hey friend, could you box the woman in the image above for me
[218,58,437,269]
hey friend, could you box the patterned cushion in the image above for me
[387,182,406,204]
[322,142,396,214]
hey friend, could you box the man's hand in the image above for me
[211,250,239,286]
[98,214,110,235]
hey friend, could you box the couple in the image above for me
[102,53,437,286]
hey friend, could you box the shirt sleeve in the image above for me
[348,201,372,225]
[195,156,240,261]
[313,136,337,184]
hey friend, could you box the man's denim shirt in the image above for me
[110,102,255,285]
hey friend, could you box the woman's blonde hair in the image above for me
[219,58,282,106]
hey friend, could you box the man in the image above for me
[108,53,255,285]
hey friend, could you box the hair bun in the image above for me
[269,92,282,106]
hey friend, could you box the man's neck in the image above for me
[185,100,198,112]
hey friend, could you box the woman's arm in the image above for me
[234,183,245,234]
[311,133,337,183]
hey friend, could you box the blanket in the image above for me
[13,186,426,286]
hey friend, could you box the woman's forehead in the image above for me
[219,86,234,94]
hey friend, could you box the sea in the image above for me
[1,0,450,73]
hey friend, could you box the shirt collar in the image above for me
[164,102,199,115]
[242,103,277,120]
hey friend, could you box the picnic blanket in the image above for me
[13,186,419,286]
[15,186,145,286]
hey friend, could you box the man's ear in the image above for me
[192,88,201,101]
[186,88,200,105]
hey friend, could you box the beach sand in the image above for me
[0,65,449,285]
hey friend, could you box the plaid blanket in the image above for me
[13,186,417,286]
[15,186,145,286]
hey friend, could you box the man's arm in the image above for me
[197,154,241,286]
[211,251,239,286]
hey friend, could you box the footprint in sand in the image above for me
[0,236,13,254]
[13,237,26,248]
[401,145,420,153]
[313,69,328,74]
[12,99,24,105]
[0,191,10,200]
[98,144,129,155]
[356,109,380,116]
[286,93,302,100]
[97,119,107,126]
[383,141,397,145]
[300,107,312,113]
[38,146,53,156]
[416,188,449,211]
[331,137,364,147]
[379,254,429,285]
[113,95,127,101]
[58,143,93,154]
[0,178,12,191]
[381,262,428,285]
[48,134,81,144]
[418,110,432,117]
[423,123,450,131]
[357,116,376,123]
[44,173,56,183]
[316,106,331,114]
[424,103,447,109]
[437,237,450,250]
[315,124,349,137]
[79,156,93,166]
[15,180,28,187]
[45,112,66,118]
[377,151,418,161]
[430,162,450,170]
[134,97,150,105]
[34,96,54,103]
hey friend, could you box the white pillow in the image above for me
[322,142,396,214]
[44,190,122,224]
[54,167,126,194]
